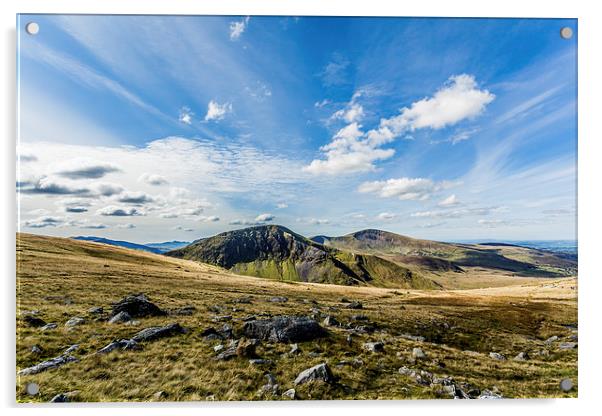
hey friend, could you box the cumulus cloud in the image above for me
[117,223,136,229]
[255,213,275,222]
[138,173,168,186]
[78,222,108,229]
[305,74,494,175]
[96,206,144,217]
[18,177,91,196]
[23,216,63,228]
[117,192,154,205]
[55,161,120,179]
[173,225,194,232]
[358,177,451,201]
[65,206,88,213]
[377,212,396,220]
[438,194,460,207]
[205,100,232,121]
[94,183,124,197]
[229,16,250,40]
[198,215,220,223]
[178,106,193,125]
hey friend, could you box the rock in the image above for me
[215,346,238,361]
[40,323,57,331]
[351,314,369,321]
[31,345,42,354]
[212,315,232,322]
[568,334,578,341]
[282,388,296,400]
[234,296,252,304]
[467,388,481,399]
[363,341,385,353]
[412,347,426,359]
[398,366,433,386]
[96,339,139,354]
[50,390,79,403]
[18,354,78,375]
[400,333,426,342]
[131,323,186,343]
[213,344,224,352]
[242,316,326,343]
[560,378,573,392]
[513,352,530,361]
[544,335,559,345]
[322,315,339,327]
[268,296,288,303]
[111,293,166,318]
[249,359,272,365]
[346,334,353,346]
[63,344,79,354]
[294,363,334,385]
[558,342,577,350]
[88,306,103,314]
[65,317,85,327]
[289,343,300,355]
[260,373,279,396]
[489,352,506,361]
[174,305,196,315]
[24,315,47,327]
[347,301,363,309]
[152,391,168,400]
[125,320,140,326]
[108,311,132,324]
[478,389,503,399]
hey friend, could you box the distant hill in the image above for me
[72,236,162,254]
[311,229,577,277]
[167,225,438,289]
[145,240,190,253]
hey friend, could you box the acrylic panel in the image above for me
[16,14,577,402]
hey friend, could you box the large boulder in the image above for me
[294,363,334,385]
[111,294,166,318]
[131,323,186,343]
[96,339,139,354]
[18,354,77,376]
[242,316,326,343]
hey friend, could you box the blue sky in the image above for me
[17,15,577,243]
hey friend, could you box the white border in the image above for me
[2,1,601,415]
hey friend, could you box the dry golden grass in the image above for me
[16,233,578,402]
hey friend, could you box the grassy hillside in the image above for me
[16,233,577,402]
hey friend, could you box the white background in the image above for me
[1,0,600,415]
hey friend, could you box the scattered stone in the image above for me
[152,391,168,400]
[173,305,196,316]
[400,333,426,342]
[50,391,79,403]
[268,296,288,303]
[24,315,47,327]
[560,378,573,392]
[558,342,577,350]
[63,344,79,354]
[213,344,224,352]
[462,350,482,357]
[346,334,353,346]
[308,352,321,358]
[478,389,503,399]
[242,316,326,343]
[18,354,78,375]
[108,311,132,324]
[131,323,186,343]
[294,363,334,385]
[40,323,57,331]
[88,306,103,315]
[289,343,300,355]
[260,373,279,396]
[544,335,559,345]
[568,334,578,341]
[249,359,273,365]
[282,388,296,400]
[96,339,139,354]
[363,341,385,353]
[65,317,85,327]
[234,297,253,304]
[111,293,166,318]
[347,301,363,309]
[335,358,364,368]
[351,314,369,321]
[30,345,42,354]
[412,347,426,359]
[398,366,433,386]
[489,352,506,361]
[322,315,339,327]
[513,352,530,361]
[212,315,232,322]
[125,320,140,326]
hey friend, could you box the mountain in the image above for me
[311,229,577,277]
[71,236,162,254]
[167,225,438,289]
[145,240,190,253]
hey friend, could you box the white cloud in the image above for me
[173,225,194,232]
[255,213,275,222]
[438,194,460,207]
[478,219,507,227]
[198,215,220,223]
[411,206,501,219]
[96,206,144,217]
[22,216,63,228]
[179,106,193,125]
[205,100,232,121]
[117,192,155,205]
[308,218,330,225]
[276,203,288,209]
[314,99,331,108]
[117,223,136,229]
[305,75,494,175]
[377,212,396,220]
[139,173,168,186]
[229,16,250,41]
[319,54,349,86]
[358,177,446,201]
